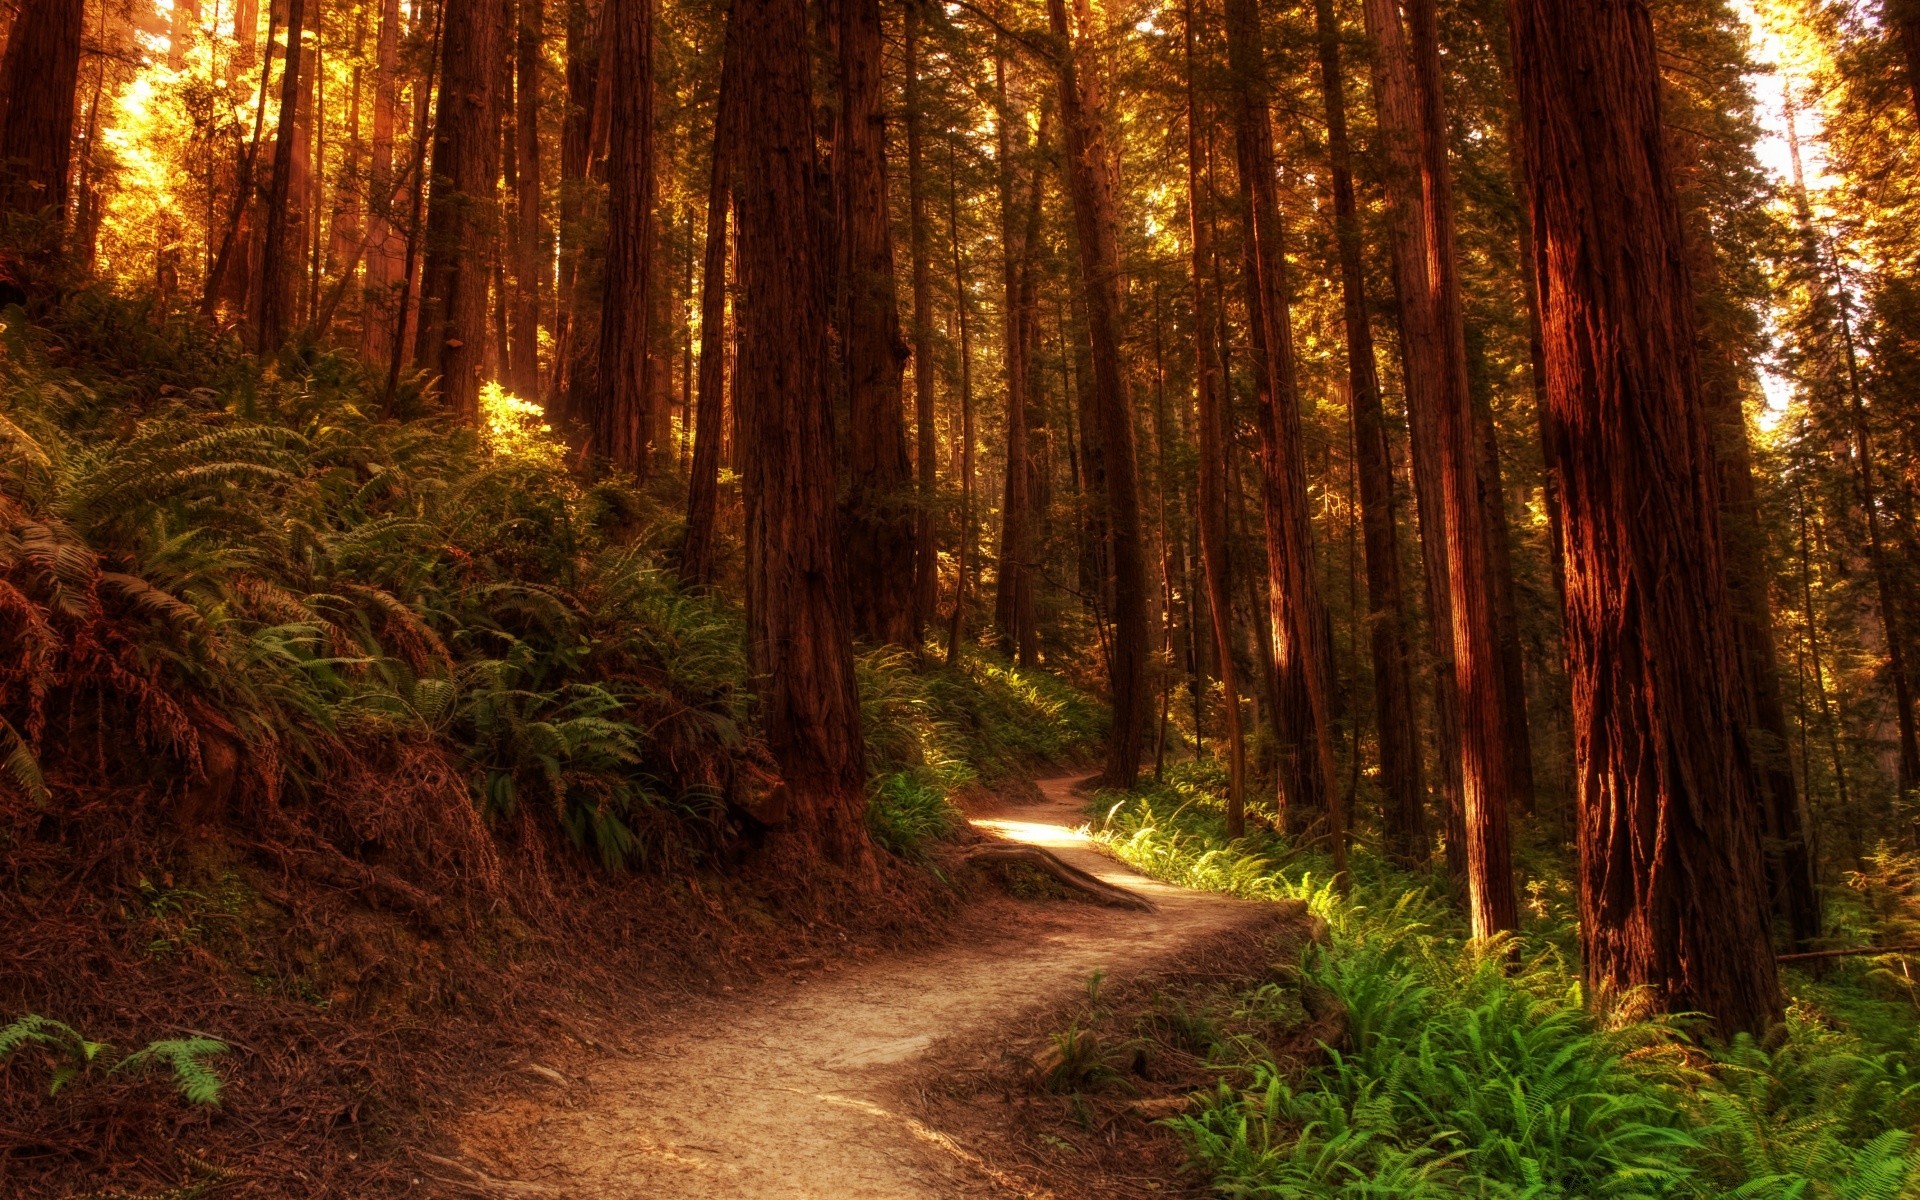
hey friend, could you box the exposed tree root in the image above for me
[965,843,1157,911]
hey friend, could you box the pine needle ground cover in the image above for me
[1086,766,1920,1200]
[0,292,1101,1196]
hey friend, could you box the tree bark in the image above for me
[1184,0,1246,838]
[1313,0,1425,866]
[1221,0,1343,873]
[946,140,976,667]
[993,42,1045,668]
[680,26,738,589]
[0,0,84,234]
[417,0,500,419]
[511,0,544,399]
[838,0,917,647]
[256,0,310,354]
[1047,0,1148,789]
[590,0,655,473]
[1506,0,1781,1035]
[907,0,940,641]
[731,0,875,876]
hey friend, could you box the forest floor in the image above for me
[439,776,1311,1198]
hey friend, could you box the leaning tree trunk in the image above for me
[1506,0,1781,1036]
[1048,0,1150,789]
[838,0,917,647]
[680,27,738,589]
[1222,0,1343,871]
[416,0,500,419]
[1184,0,1247,838]
[731,0,875,876]
[255,0,310,354]
[589,0,654,473]
[0,0,84,236]
[1313,0,1425,866]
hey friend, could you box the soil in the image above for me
[445,776,1311,1198]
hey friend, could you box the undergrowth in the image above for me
[1087,764,1920,1199]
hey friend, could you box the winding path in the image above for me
[445,776,1287,1198]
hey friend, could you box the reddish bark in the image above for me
[680,29,738,590]
[417,0,500,419]
[255,0,310,354]
[589,0,655,473]
[1221,0,1342,871]
[907,1,939,640]
[1048,0,1150,789]
[731,0,875,876]
[1313,0,1425,865]
[993,40,1044,667]
[837,0,916,647]
[510,0,544,399]
[0,0,84,231]
[1507,0,1781,1034]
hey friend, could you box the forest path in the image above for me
[446,776,1290,1199]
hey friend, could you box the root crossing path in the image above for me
[448,776,1291,1199]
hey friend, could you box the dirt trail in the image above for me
[447,777,1285,1198]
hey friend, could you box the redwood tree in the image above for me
[680,28,738,590]
[590,0,655,473]
[838,0,917,647]
[1506,0,1781,1035]
[0,0,85,232]
[1049,0,1150,789]
[416,0,500,418]
[731,0,874,873]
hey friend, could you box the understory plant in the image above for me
[1089,768,1920,1199]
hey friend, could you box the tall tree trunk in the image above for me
[256,0,310,354]
[993,43,1044,667]
[1888,1,1920,130]
[731,0,874,876]
[907,0,939,641]
[1313,0,1425,866]
[838,0,916,647]
[417,0,500,418]
[511,0,544,399]
[680,27,737,589]
[1047,0,1149,789]
[362,0,406,361]
[1506,0,1781,1035]
[1184,0,1246,838]
[590,0,654,472]
[946,140,976,667]
[0,0,84,236]
[1221,0,1343,872]
[1402,0,1514,936]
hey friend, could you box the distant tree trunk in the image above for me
[1507,0,1781,1035]
[1313,0,1425,866]
[1048,0,1149,789]
[417,0,500,418]
[906,0,940,642]
[256,0,310,353]
[731,0,874,876]
[511,0,543,399]
[0,0,84,234]
[1889,1,1920,129]
[549,0,599,423]
[993,38,1043,667]
[1185,0,1246,838]
[1222,0,1343,871]
[361,0,405,361]
[680,29,737,589]
[837,0,916,647]
[946,141,976,667]
[589,0,654,472]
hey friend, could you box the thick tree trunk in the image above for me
[0,0,84,233]
[1506,0,1781,1035]
[731,0,875,876]
[1048,0,1149,789]
[680,29,737,589]
[417,0,500,418]
[1221,0,1342,871]
[256,0,310,354]
[511,0,543,399]
[907,1,940,641]
[1184,0,1246,838]
[590,0,654,473]
[838,0,917,647]
[1313,0,1425,866]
